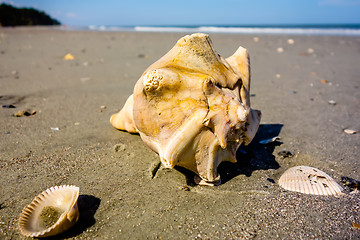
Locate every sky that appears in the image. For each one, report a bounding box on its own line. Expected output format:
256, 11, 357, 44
2, 0, 360, 26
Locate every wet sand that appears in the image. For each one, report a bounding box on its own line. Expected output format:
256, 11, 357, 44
0, 27, 359, 239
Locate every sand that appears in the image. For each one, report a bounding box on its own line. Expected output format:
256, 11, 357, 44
0, 27, 359, 239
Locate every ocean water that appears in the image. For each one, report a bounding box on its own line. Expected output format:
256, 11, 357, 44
86, 24, 360, 36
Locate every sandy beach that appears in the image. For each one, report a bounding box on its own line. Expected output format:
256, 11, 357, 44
0, 27, 359, 239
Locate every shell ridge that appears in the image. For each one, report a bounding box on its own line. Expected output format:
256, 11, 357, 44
302, 170, 312, 194
297, 173, 305, 194
318, 176, 333, 195
314, 177, 325, 195
325, 180, 337, 195
326, 178, 343, 195
161, 109, 207, 167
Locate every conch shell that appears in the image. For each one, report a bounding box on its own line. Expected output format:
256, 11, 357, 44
111, 33, 261, 185
19, 185, 80, 238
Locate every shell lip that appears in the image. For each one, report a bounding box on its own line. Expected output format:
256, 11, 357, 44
18, 185, 80, 238
194, 175, 221, 186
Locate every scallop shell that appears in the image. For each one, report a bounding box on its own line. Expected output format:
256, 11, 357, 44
278, 166, 343, 195
19, 185, 80, 238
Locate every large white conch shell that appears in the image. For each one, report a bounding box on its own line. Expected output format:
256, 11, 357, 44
111, 33, 261, 185
19, 185, 80, 238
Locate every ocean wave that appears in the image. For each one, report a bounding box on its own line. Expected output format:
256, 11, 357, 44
86, 25, 360, 36
134, 26, 360, 35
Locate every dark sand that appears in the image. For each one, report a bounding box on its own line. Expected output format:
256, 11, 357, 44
0, 27, 359, 239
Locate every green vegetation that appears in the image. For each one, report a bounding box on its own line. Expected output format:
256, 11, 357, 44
0, 3, 60, 26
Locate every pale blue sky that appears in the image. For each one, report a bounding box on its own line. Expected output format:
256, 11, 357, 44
2, 0, 360, 26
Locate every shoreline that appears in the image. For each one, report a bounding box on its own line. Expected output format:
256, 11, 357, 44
3, 24, 360, 36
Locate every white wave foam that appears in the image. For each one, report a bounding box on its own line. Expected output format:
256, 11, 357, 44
85, 25, 360, 35
134, 26, 194, 32
134, 26, 360, 36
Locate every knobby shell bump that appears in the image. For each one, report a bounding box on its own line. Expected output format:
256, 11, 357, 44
111, 33, 261, 185
18, 185, 80, 238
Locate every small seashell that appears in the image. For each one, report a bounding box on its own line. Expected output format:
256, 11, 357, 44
13, 109, 36, 117
278, 166, 343, 195
277, 47, 284, 53
64, 53, 74, 60
344, 129, 357, 135
320, 79, 328, 84
287, 39, 294, 45
19, 185, 80, 238
277, 150, 294, 158
328, 100, 336, 105
307, 48, 314, 54
259, 136, 281, 144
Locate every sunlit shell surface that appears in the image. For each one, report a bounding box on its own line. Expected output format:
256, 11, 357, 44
111, 33, 261, 185
279, 166, 343, 195
19, 185, 80, 238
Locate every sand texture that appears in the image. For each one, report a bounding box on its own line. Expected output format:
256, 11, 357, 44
0, 27, 360, 239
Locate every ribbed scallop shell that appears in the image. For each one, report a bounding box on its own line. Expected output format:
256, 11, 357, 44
278, 166, 343, 195
19, 185, 80, 238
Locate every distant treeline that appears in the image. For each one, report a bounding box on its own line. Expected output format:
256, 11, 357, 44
0, 3, 60, 26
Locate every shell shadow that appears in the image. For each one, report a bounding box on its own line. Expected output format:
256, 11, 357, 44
0, 95, 26, 106
43, 194, 101, 239
218, 123, 283, 184
175, 124, 283, 186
